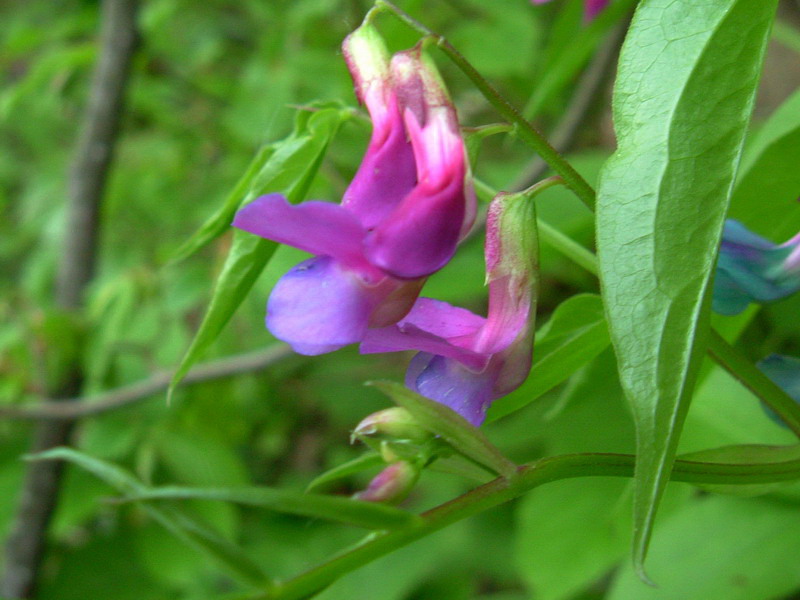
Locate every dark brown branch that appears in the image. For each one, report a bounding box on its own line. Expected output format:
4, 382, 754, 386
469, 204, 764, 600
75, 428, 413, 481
0, 344, 293, 421
56, 1, 139, 308
1, 2, 139, 597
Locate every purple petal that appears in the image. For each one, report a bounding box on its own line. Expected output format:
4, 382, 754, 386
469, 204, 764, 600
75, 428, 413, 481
267, 256, 373, 355
407, 353, 495, 426
400, 298, 485, 339
361, 298, 486, 366
361, 323, 485, 367
233, 194, 370, 272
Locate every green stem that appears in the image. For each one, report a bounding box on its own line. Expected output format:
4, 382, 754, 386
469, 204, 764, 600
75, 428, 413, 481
374, 0, 596, 211
537, 220, 599, 275
259, 451, 800, 599
707, 330, 800, 439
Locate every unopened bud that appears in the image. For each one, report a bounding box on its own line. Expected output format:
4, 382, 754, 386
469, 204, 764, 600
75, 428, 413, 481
351, 407, 431, 444
353, 461, 419, 504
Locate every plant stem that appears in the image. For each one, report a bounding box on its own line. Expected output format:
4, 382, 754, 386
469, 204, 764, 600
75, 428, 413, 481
0, 343, 293, 421
374, 0, 596, 211
258, 451, 800, 600
707, 330, 800, 439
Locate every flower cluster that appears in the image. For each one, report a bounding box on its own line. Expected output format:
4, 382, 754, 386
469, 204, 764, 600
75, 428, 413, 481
234, 24, 475, 355
232, 23, 537, 426
361, 193, 538, 425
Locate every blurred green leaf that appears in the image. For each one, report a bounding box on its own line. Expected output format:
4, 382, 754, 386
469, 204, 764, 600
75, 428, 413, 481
168, 106, 348, 399
608, 495, 800, 600
306, 453, 385, 493
369, 381, 516, 478
730, 88, 800, 239
448, 0, 540, 79
488, 294, 609, 421
517, 478, 632, 600
596, 0, 777, 576
524, 0, 636, 120
120, 485, 421, 530
29, 447, 269, 588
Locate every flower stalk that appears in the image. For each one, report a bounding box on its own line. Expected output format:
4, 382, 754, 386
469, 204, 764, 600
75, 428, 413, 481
252, 451, 800, 600
372, 0, 597, 211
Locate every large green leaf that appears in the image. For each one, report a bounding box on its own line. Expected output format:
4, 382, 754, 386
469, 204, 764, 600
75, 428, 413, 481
596, 0, 777, 576
29, 448, 269, 588
488, 293, 609, 421
168, 107, 347, 397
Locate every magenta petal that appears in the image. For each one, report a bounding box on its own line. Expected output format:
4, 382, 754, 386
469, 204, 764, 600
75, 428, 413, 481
267, 256, 373, 355
407, 353, 494, 426
233, 194, 368, 269
584, 0, 609, 20
364, 112, 469, 279
343, 96, 417, 229
364, 173, 466, 278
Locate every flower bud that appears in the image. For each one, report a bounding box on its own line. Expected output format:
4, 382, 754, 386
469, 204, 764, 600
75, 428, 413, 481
353, 461, 420, 504
351, 407, 430, 444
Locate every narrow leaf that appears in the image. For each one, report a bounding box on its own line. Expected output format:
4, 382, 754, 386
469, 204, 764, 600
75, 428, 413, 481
369, 380, 517, 478
168, 107, 347, 397
596, 0, 777, 577
488, 294, 610, 421
679, 444, 800, 497
306, 453, 386, 493
120, 486, 421, 530
170, 145, 275, 263
29, 447, 269, 587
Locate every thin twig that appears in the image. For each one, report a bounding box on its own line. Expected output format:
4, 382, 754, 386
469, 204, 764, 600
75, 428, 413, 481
1, 2, 139, 597
509, 19, 628, 191
0, 344, 293, 421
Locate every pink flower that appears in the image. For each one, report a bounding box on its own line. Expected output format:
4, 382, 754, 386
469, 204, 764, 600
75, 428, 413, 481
361, 192, 538, 425
233, 24, 475, 355
531, 0, 609, 21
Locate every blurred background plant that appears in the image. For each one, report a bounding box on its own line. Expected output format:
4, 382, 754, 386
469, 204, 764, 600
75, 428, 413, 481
2, 1, 800, 599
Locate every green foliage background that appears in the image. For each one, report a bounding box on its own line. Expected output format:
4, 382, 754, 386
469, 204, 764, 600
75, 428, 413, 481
2, 1, 800, 599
